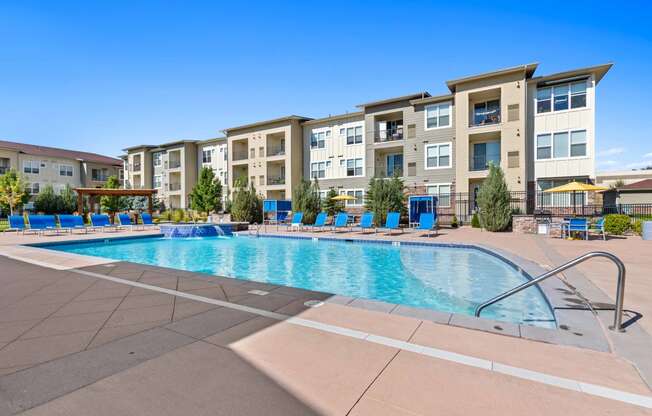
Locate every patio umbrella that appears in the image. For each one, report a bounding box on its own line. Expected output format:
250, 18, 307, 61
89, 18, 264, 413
330, 194, 356, 201
543, 181, 608, 215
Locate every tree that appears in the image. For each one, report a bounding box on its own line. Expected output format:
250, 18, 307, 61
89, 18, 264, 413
292, 178, 321, 224
364, 176, 406, 226
34, 184, 59, 214
0, 170, 28, 215
58, 184, 77, 214
230, 177, 262, 223
189, 167, 223, 215
100, 176, 125, 218
609, 179, 625, 190
322, 188, 342, 216
476, 163, 511, 232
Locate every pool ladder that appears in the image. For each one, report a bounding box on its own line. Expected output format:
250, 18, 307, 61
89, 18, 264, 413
474, 251, 626, 332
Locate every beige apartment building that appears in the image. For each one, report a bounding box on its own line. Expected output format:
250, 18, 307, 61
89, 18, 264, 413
224, 116, 309, 200
0, 140, 122, 210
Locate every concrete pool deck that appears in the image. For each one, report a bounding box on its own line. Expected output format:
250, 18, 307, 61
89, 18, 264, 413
0, 227, 651, 414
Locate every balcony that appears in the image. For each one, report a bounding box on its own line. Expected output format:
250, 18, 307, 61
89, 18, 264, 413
168, 160, 181, 169
266, 146, 286, 157
374, 167, 403, 178
132, 163, 141, 172
267, 176, 286, 185
471, 99, 501, 127
374, 127, 404, 143
169, 183, 182, 191
232, 150, 249, 161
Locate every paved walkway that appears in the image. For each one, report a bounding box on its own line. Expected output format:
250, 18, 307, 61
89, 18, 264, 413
0, 228, 651, 415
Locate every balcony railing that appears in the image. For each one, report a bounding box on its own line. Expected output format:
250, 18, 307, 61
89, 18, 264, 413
92, 175, 109, 182
470, 155, 500, 171
374, 168, 403, 178
132, 163, 141, 171
267, 176, 286, 185
373, 127, 404, 143
168, 160, 181, 169
471, 112, 501, 127
266, 146, 286, 157
169, 183, 181, 191
233, 151, 249, 161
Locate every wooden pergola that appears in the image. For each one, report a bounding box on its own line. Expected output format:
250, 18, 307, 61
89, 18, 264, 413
74, 188, 158, 214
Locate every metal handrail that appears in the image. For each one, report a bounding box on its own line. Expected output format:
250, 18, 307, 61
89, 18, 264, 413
474, 251, 626, 332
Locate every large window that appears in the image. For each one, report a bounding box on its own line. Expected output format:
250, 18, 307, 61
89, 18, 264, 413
153, 152, 162, 167
28, 182, 40, 194
153, 175, 162, 188
538, 179, 586, 206
472, 142, 500, 170
425, 102, 451, 129
310, 161, 326, 179
425, 143, 451, 169
340, 189, 364, 206
202, 149, 212, 164
346, 158, 363, 177
59, 164, 73, 177
536, 130, 587, 160
346, 126, 363, 145
23, 160, 40, 174
426, 183, 451, 207
473, 100, 500, 125
92, 168, 109, 181
536, 81, 587, 114
310, 131, 328, 149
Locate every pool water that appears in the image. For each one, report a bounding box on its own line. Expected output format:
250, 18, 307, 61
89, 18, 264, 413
45, 235, 555, 327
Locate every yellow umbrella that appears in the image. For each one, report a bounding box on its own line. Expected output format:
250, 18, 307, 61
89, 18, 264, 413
330, 194, 356, 201
543, 181, 607, 215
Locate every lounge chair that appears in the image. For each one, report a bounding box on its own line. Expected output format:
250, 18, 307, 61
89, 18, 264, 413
58, 215, 90, 234
90, 214, 119, 232
416, 212, 438, 237
117, 213, 142, 231
590, 217, 606, 240
288, 212, 304, 231
309, 212, 328, 232
28, 215, 60, 236
140, 213, 158, 229
331, 212, 349, 232
358, 212, 375, 233
7, 215, 27, 234
379, 212, 402, 235
564, 218, 589, 240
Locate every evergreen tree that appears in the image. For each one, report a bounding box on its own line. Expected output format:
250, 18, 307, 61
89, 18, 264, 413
476, 163, 511, 232
0, 170, 28, 215
364, 176, 406, 226
100, 176, 125, 219
58, 184, 77, 214
230, 177, 263, 223
292, 178, 321, 224
322, 188, 341, 216
189, 167, 223, 215
34, 184, 59, 214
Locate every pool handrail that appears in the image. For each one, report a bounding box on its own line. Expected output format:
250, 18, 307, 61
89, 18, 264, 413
474, 251, 626, 332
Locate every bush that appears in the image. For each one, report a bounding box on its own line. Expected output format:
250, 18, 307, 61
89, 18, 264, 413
632, 216, 652, 236
171, 209, 186, 223
476, 163, 511, 231
365, 176, 406, 227
451, 214, 459, 228
230, 178, 263, 223
189, 167, 223, 215
604, 214, 631, 235
471, 212, 480, 228
34, 184, 59, 214
292, 178, 321, 224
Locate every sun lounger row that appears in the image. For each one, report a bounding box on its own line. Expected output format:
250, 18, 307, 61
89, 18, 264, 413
285, 211, 438, 236
5, 213, 157, 235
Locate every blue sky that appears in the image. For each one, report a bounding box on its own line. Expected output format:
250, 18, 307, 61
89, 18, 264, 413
1, 1, 651, 170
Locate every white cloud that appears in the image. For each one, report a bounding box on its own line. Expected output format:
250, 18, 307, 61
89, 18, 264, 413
597, 147, 625, 157
625, 160, 652, 169
645, 152, 652, 158
597, 160, 618, 166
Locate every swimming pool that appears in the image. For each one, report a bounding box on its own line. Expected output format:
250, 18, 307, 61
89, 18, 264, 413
43, 235, 555, 327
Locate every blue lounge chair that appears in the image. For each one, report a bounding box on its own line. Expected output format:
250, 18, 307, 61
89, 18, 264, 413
416, 212, 438, 237
332, 212, 349, 232
140, 213, 158, 228
564, 218, 589, 240
7, 215, 27, 234
380, 212, 402, 235
358, 212, 375, 233
288, 212, 304, 231
310, 212, 328, 232
90, 214, 118, 232
58, 215, 89, 234
28, 215, 60, 236
117, 213, 142, 231
590, 217, 606, 240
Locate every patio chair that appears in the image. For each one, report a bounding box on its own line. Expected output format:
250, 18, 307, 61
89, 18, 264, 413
58, 214, 90, 234
331, 212, 350, 232
28, 215, 60, 236
90, 214, 119, 232
288, 212, 304, 231
379, 212, 402, 235
590, 217, 606, 241
566, 218, 589, 240
416, 212, 438, 237
309, 212, 328, 232
140, 213, 158, 229
117, 213, 143, 231
358, 212, 375, 233
7, 215, 27, 234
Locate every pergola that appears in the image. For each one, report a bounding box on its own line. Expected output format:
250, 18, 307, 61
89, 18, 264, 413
74, 188, 158, 214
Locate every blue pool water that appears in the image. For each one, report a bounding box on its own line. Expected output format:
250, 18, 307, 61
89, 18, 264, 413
44, 235, 555, 327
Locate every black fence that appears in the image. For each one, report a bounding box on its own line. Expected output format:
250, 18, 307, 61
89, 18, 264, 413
435, 192, 652, 224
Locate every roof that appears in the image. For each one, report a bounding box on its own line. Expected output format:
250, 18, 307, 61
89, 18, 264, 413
196, 137, 227, 145
446, 63, 538, 92
530, 63, 613, 86
409, 93, 454, 106
618, 179, 652, 191
302, 111, 364, 126
223, 115, 312, 134
74, 188, 157, 196
0, 140, 123, 166
356, 92, 431, 109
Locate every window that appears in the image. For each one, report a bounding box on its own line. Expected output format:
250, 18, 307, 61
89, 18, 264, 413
23, 160, 40, 174
537, 81, 587, 114
153, 152, 162, 167
202, 149, 212, 164
538, 179, 586, 207
536, 130, 587, 160
59, 164, 73, 177
425, 102, 451, 129
473, 100, 500, 125
28, 182, 40, 194
310, 131, 327, 149
426, 184, 451, 207
340, 189, 364, 206
92, 168, 108, 181
258, 147, 264, 157
346, 158, 363, 176
339, 128, 345, 136
153, 175, 162, 188
425, 143, 451, 169
250, 148, 255, 158
472, 142, 500, 170
310, 162, 326, 179
346, 126, 363, 145
259, 175, 264, 186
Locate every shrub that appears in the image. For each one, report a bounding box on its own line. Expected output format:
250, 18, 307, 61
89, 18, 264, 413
322, 188, 342, 217
604, 214, 631, 235
58, 185, 77, 214
292, 178, 321, 224
631, 216, 652, 236
34, 184, 59, 214
451, 214, 459, 228
230, 178, 263, 223
471, 212, 481, 228
100, 176, 126, 217
189, 167, 223, 215
171, 209, 186, 223
365, 176, 406, 227
476, 163, 511, 231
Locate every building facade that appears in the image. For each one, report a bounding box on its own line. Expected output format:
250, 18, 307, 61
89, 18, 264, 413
197, 137, 229, 203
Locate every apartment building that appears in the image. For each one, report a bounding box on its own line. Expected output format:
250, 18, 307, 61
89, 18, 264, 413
0, 140, 122, 207
197, 137, 229, 202
225, 116, 309, 200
